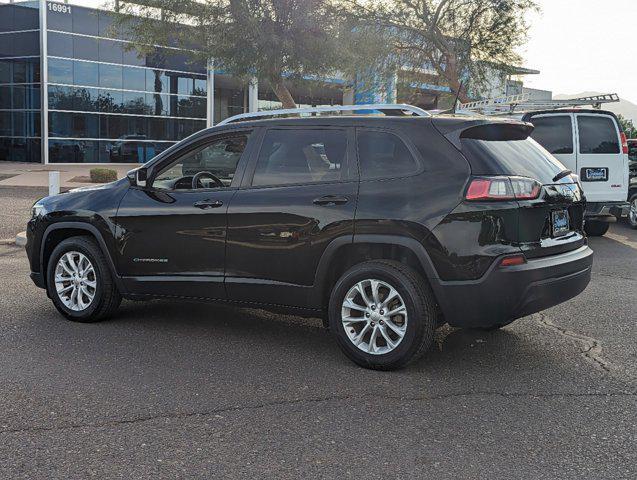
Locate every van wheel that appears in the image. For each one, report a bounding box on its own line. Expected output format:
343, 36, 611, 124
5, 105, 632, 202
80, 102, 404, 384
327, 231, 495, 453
629, 194, 637, 229
328, 260, 436, 370
584, 220, 609, 237
46, 236, 121, 322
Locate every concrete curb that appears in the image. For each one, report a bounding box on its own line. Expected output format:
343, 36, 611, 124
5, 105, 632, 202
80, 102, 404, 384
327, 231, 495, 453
15, 231, 26, 247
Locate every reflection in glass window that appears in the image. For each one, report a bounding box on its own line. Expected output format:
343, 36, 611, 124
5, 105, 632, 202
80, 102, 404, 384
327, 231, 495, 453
98, 39, 123, 64
577, 116, 620, 154
0, 62, 11, 84
358, 130, 418, 180
146, 69, 168, 93
99, 63, 122, 89
253, 129, 347, 186
146, 92, 169, 116
97, 90, 123, 113
73, 36, 99, 61
48, 32, 73, 58
72, 7, 99, 36
48, 58, 73, 84
74, 61, 99, 87
122, 66, 146, 91
13, 32, 39, 57
529, 115, 574, 154
154, 134, 249, 189
122, 92, 149, 115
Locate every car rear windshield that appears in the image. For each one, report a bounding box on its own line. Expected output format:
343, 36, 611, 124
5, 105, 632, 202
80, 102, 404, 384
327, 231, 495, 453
460, 137, 567, 184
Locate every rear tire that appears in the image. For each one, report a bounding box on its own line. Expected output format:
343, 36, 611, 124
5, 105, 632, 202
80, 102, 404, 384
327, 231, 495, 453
328, 260, 436, 370
628, 194, 637, 229
46, 236, 121, 323
584, 220, 610, 237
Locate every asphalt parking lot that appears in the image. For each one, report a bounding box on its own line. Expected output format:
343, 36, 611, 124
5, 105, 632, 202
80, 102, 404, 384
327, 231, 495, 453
0, 186, 635, 479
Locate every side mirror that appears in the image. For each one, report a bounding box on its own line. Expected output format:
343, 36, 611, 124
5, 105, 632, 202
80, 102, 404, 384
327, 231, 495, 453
127, 167, 148, 188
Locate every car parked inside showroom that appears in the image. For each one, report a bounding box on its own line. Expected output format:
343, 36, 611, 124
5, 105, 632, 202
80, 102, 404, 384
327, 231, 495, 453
26, 104, 593, 370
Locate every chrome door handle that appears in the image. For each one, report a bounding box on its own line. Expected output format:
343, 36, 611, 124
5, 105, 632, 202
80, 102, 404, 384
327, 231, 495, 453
193, 199, 223, 209
313, 195, 349, 206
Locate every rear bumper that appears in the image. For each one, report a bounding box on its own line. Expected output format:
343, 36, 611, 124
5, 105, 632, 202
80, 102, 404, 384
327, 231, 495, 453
585, 201, 629, 220
434, 245, 593, 328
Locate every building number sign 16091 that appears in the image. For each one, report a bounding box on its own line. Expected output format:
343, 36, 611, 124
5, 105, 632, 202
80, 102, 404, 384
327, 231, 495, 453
48, 3, 72, 14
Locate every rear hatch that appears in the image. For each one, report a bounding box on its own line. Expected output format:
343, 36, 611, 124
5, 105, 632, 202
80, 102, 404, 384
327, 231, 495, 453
440, 120, 586, 259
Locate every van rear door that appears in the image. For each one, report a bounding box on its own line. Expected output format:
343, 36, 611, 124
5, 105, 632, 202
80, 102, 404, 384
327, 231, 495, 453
574, 113, 627, 203
527, 113, 576, 173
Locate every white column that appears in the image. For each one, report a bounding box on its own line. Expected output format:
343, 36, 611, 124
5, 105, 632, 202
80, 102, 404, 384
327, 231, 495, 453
248, 78, 258, 113
39, 0, 49, 164
206, 60, 215, 127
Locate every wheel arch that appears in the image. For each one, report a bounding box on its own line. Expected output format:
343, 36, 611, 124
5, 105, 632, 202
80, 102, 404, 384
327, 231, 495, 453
312, 235, 442, 311
41, 222, 124, 292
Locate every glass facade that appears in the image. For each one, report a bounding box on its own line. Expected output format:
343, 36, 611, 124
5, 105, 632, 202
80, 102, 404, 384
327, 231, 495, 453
0, 1, 348, 164
0, 2, 41, 163
45, 2, 207, 163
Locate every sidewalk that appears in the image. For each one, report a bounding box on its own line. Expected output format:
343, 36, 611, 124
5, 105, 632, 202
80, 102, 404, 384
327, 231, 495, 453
0, 162, 137, 188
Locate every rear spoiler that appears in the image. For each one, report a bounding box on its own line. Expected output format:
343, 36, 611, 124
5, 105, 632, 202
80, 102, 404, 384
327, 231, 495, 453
433, 119, 534, 150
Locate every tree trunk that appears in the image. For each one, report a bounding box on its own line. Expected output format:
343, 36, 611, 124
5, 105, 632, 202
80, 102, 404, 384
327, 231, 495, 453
269, 79, 297, 109
442, 55, 470, 104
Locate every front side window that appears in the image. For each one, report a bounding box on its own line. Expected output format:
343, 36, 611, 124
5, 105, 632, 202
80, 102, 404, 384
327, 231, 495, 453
252, 129, 347, 187
357, 130, 419, 180
529, 115, 574, 154
577, 115, 620, 154
153, 134, 250, 190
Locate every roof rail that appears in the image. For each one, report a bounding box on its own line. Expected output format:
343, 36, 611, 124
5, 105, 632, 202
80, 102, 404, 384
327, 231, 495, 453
217, 103, 431, 126
458, 93, 620, 116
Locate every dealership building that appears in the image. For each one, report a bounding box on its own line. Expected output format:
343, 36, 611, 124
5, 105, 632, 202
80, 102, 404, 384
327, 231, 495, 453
0, 1, 539, 165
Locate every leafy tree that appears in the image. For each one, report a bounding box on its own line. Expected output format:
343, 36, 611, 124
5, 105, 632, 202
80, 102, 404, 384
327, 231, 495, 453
617, 114, 636, 139
342, 0, 538, 102
115, 0, 367, 109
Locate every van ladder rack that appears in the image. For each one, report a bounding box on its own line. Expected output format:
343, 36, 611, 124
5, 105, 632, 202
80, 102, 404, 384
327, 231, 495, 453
458, 93, 620, 115
217, 104, 431, 125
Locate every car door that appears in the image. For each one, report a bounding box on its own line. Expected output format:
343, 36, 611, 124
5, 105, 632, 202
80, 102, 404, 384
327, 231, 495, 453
225, 126, 357, 308
116, 129, 255, 299
575, 113, 626, 203
527, 113, 576, 172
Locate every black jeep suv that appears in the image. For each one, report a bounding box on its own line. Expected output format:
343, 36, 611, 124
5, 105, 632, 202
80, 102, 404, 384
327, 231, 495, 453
26, 112, 593, 370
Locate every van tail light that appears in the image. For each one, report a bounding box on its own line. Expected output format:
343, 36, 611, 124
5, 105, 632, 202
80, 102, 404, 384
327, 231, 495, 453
620, 132, 629, 154
465, 176, 541, 201
500, 254, 526, 267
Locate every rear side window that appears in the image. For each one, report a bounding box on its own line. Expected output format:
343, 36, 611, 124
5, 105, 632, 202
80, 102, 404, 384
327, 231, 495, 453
252, 129, 347, 187
529, 115, 573, 154
577, 116, 620, 154
460, 137, 565, 184
357, 130, 419, 180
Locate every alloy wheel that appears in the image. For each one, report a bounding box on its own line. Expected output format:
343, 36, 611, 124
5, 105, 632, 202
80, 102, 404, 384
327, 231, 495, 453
341, 279, 408, 355
54, 251, 97, 312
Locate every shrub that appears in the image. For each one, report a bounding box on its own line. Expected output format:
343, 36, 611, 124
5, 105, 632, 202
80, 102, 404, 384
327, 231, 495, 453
90, 168, 118, 183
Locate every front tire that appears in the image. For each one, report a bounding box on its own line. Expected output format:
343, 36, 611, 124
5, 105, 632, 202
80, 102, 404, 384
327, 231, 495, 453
328, 260, 436, 370
46, 236, 121, 322
584, 220, 610, 237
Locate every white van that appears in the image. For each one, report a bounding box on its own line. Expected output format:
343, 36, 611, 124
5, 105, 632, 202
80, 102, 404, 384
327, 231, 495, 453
522, 109, 630, 236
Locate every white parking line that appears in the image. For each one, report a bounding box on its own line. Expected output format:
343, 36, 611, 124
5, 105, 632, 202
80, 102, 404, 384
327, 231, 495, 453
605, 232, 637, 250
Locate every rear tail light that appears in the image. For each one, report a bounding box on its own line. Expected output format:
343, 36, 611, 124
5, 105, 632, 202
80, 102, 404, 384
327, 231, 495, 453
621, 132, 629, 154
500, 254, 526, 267
465, 176, 541, 201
